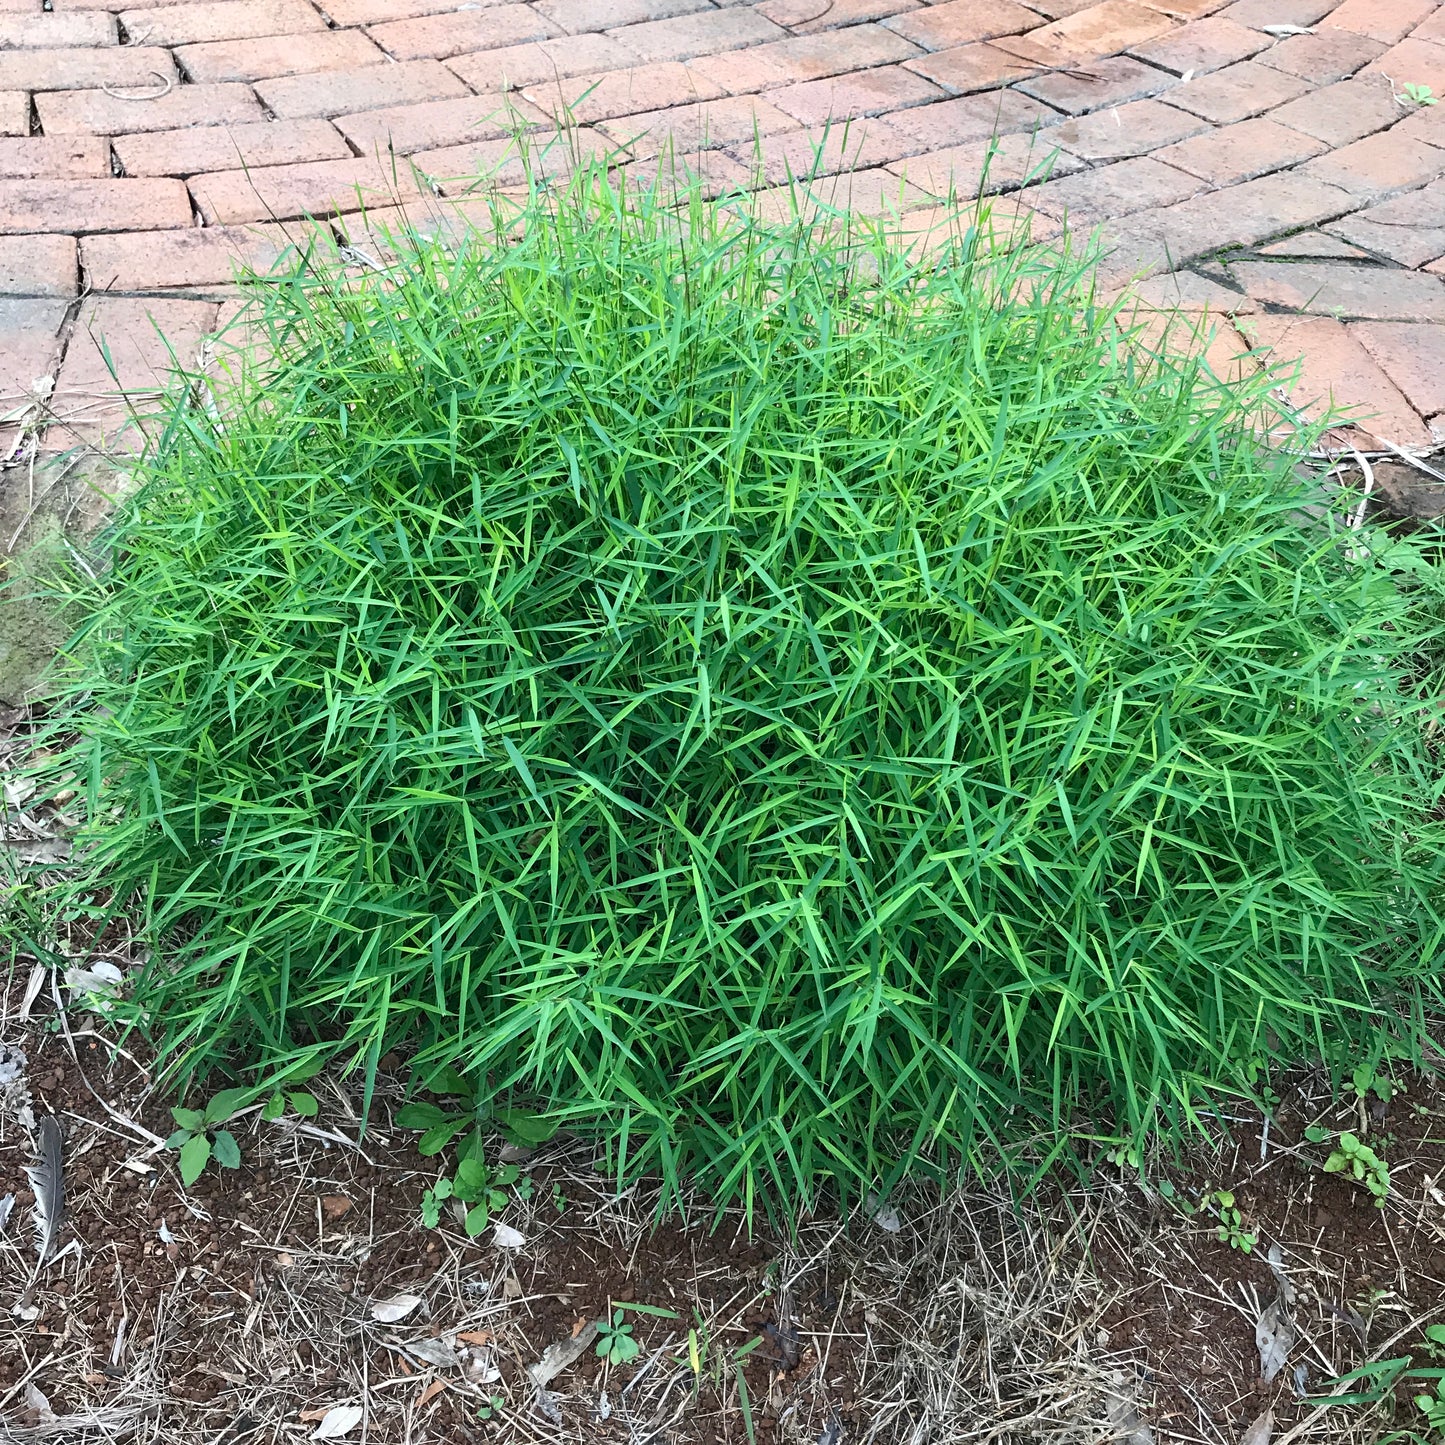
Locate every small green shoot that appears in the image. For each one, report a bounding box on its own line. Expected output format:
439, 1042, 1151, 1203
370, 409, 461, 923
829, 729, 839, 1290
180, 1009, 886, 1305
1403, 81, 1438, 106
596, 1310, 641, 1367
476, 1394, 505, 1421
1204, 1188, 1256, 1253
260, 1089, 319, 1121
551, 1182, 567, 1213
1322, 1132, 1390, 1206
166, 1087, 251, 1186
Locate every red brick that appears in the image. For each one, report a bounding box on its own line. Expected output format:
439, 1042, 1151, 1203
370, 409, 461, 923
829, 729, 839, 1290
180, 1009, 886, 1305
0, 46, 176, 90
1352, 321, 1445, 416
621, 148, 754, 198
1027, 154, 1202, 222
1244, 313, 1430, 448
307, 0, 462, 21
757, 0, 919, 34
0, 93, 23, 137
0, 179, 192, 234
767, 64, 943, 123
114, 119, 351, 176
1417, 7, 1445, 41
1015, 54, 1174, 113
1002, 1, 1175, 64
190, 155, 433, 224
1326, 180, 1445, 268
258, 60, 470, 119
369, 6, 561, 62
1231, 260, 1445, 320
36, 83, 264, 135
1322, 0, 1435, 45
1264, 74, 1404, 146
881, 0, 1041, 50
1258, 29, 1386, 83
883, 90, 1061, 148
0, 301, 67, 418
447, 35, 637, 91
47, 296, 221, 453
1051, 97, 1208, 158
608, 9, 784, 63
0, 237, 78, 297
688, 25, 921, 92
594, 95, 801, 158
751, 164, 932, 221
0, 137, 109, 180
1157, 58, 1310, 122
522, 61, 725, 121
411, 127, 619, 192
1216, 0, 1333, 25
1128, 15, 1265, 74
81, 223, 298, 291
1122, 269, 1255, 312
536, 0, 709, 33
0, 10, 114, 43
1364, 37, 1445, 95
1139, 0, 1233, 15
1256, 232, 1371, 260
886, 130, 1083, 198
1156, 117, 1326, 185
1398, 93, 1445, 147
730, 117, 919, 183
1024, 0, 1112, 15
902, 41, 1041, 94
176, 29, 384, 83
120, 0, 324, 45
336, 94, 551, 155
1299, 131, 1445, 204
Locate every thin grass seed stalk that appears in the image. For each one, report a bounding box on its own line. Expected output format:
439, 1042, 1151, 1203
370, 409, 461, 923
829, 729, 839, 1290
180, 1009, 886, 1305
38, 174, 1445, 1213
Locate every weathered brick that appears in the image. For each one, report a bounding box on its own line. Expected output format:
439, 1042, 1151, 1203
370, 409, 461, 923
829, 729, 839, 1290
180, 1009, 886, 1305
190, 155, 434, 225
447, 35, 638, 92
1258, 29, 1386, 83
0, 237, 78, 298
1024, 0, 1115, 15
0, 46, 176, 91
81, 223, 299, 291
881, 0, 1041, 51
688, 25, 921, 93
608, 9, 785, 63
176, 29, 384, 83
902, 41, 1041, 95
0, 137, 109, 180
1138, 0, 1233, 16
1363, 38, 1445, 96
411, 127, 619, 192
1051, 97, 1208, 159
761, 163, 933, 219
337, 94, 551, 155
36, 83, 264, 136
883, 90, 1061, 148
887, 131, 1082, 199
1230, 260, 1445, 321
1397, 93, 1445, 148
522, 61, 724, 121
114, 119, 351, 177
307, 0, 463, 22
537, 0, 708, 31
729, 117, 919, 183
0, 178, 193, 234
595, 95, 800, 159
1322, 0, 1435, 45
1244, 313, 1430, 448
1001, 1, 1175, 64
1156, 117, 1326, 186
1122, 268, 1255, 312
758, 0, 919, 35
258, 60, 471, 119
1015, 54, 1175, 113
0, 301, 67, 419
1298, 131, 1445, 205
1326, 180, 1445, 268
1256, 231, 1371, 260
1351, 322, 1445, 417
47, 296, 221, 453
1264, 74, 1403, 147
767, 64, 943, 123
0, 93, 23, 137
120, 0, 325, 46
0, 10, 114, 44
1216, 0, 1333, 26
1127, 16, 1266, 75
1027, 154, 1202, 222
621, 148, 754, 197
369, 6, 561, 62
1155, 58, 1309, 122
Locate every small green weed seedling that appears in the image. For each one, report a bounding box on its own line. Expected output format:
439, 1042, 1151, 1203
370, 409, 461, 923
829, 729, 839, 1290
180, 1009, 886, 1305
476, 1394, 505, 1421
1351, 1064, 1398, 1105
421, 1157, 521, 1236
1309, 1128, 1390, 1206
551, 1183, 567, 1213
596, 1302, 678, 1368
167, 1087, 251, 1186
1403, 81, 1439, 106
1205, 1188, 1256, 1253
261, 1088, 319, 1122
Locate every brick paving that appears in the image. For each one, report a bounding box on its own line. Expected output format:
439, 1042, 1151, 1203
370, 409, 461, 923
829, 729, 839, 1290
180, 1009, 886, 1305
3, 0, 1445, 460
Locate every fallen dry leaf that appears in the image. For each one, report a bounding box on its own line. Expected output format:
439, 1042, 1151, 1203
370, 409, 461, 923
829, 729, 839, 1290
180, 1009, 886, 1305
418, 1380, 447, 1408
457, 1329, 492, 1346
311, 1404, 364, 1439
321, 1194, 353, 1222
1242, 1408, 1273, 1445
369, 1293, 423, 1324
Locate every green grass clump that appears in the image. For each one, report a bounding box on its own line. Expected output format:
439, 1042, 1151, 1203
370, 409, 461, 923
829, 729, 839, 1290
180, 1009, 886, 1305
34, 172, 1445, 1212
